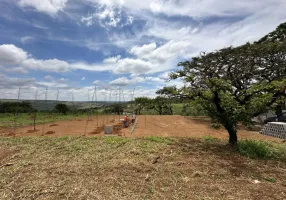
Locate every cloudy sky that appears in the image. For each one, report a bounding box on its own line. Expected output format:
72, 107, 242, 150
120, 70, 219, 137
0, 0, 286, 101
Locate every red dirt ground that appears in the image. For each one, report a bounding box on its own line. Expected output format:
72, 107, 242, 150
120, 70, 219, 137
0, 115, 282, 142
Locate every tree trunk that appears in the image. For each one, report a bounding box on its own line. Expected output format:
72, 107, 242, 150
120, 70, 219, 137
224, 123, 238, 145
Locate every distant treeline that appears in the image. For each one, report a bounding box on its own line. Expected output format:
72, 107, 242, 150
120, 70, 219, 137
0, 102, 36, 113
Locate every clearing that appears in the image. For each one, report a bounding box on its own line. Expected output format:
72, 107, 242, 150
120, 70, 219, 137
0, 115, 282, 143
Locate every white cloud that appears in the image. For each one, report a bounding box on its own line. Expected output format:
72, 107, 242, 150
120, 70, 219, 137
113, 58, 152, 75
0, 74, 35, 89
109, 76, 147, 86
36, 81, 68, 88
131, 40, 192, 63
0, 44, 28, 65
109, 75, 166, 86
44, 75, 54, 80
0, 44, 114, 73
158, 71, 171, 80
18, 0, 68, 16
129, 43, 157, 58
109, 77, 131, 86
81, 5, 133, 28
21, 36, 34, 44
22, 58, 70, 72
86, 0, 286, 19
92, 80, 101, 85
81, 77, 86, 80
59, 78, 68, 82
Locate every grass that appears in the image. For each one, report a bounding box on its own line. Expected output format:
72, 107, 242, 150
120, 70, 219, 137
0, 113, 87, 127
236, 139, 286, 159
202, 135, 218, 143
144, 136, 173, 144
1, 136, 286, 199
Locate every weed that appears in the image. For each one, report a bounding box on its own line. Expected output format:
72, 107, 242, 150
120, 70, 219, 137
104, 136, 129, 145
237, 140, 277, 159
264, 177, 276, 183
202, 135, 217, 143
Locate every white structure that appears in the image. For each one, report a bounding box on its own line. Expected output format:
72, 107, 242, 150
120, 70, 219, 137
104, 125, 113, 134
259, 122, 286, 139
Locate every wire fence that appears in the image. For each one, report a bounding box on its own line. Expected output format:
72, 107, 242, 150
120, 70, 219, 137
0, 87, 137, 137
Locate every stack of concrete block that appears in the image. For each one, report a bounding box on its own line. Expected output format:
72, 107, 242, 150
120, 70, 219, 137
259, 122, 286, 139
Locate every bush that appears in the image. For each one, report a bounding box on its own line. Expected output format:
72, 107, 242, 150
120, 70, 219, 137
237, 140, 275, 159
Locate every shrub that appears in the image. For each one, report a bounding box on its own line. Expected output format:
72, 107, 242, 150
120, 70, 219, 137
237, 140, 275, 159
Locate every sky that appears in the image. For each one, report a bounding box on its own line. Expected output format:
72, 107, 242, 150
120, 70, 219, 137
0, 0, 286, 101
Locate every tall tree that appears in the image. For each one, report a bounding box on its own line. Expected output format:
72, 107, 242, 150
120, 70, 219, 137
150, 96, 173, 115
134, 97, 151, 115
167, 24, 286, 145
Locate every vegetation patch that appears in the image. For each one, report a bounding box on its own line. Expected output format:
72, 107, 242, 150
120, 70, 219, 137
237, 140, 286, 159
202, 135, 218, 143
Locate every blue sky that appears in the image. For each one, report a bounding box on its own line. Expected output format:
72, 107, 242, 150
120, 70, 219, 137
0, 0, 286, 101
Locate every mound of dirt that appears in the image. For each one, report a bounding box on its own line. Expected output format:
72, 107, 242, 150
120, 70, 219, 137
49, 124, 59, 127
45, 131, 55, 135
6, 132, 16, 137
113, 124, 123, 136
26, 129, 39, 133
90, 126, 104, 135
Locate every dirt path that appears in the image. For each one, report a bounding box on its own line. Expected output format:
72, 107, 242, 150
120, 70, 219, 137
0, 115, 282, 142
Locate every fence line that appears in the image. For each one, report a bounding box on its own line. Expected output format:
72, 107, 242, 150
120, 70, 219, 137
0, 86, 139, 136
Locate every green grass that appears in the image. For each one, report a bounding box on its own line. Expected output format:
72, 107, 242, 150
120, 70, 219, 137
202, 135, 218, 143
237, 140, 286, 159
0, 113, 86, 127
144, 136, 173, 144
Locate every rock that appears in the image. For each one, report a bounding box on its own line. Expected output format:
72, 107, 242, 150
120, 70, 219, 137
145, 174, 150, 182
192, 171, 203, 177
152, 156, 160, 164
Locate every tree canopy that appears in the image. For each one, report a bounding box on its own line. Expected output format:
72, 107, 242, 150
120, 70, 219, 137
166, 22, 286, 145
54, 103, 69, 115
0, 102, 35, 113
133, 97, 151, 115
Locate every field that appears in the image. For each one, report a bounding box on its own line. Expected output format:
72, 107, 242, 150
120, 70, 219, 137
0, 115, 282, 142
1, 115, 286, 199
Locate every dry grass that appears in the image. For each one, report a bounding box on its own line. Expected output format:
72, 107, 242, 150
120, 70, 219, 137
0, 136, 286, 200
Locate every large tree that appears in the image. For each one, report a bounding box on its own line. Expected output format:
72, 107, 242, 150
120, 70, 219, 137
150, 96, 173, 115
133, 97, 151, 115
167, 24, 286, 145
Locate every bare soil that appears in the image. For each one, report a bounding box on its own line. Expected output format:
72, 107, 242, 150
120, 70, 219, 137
0, 115, 282, 143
